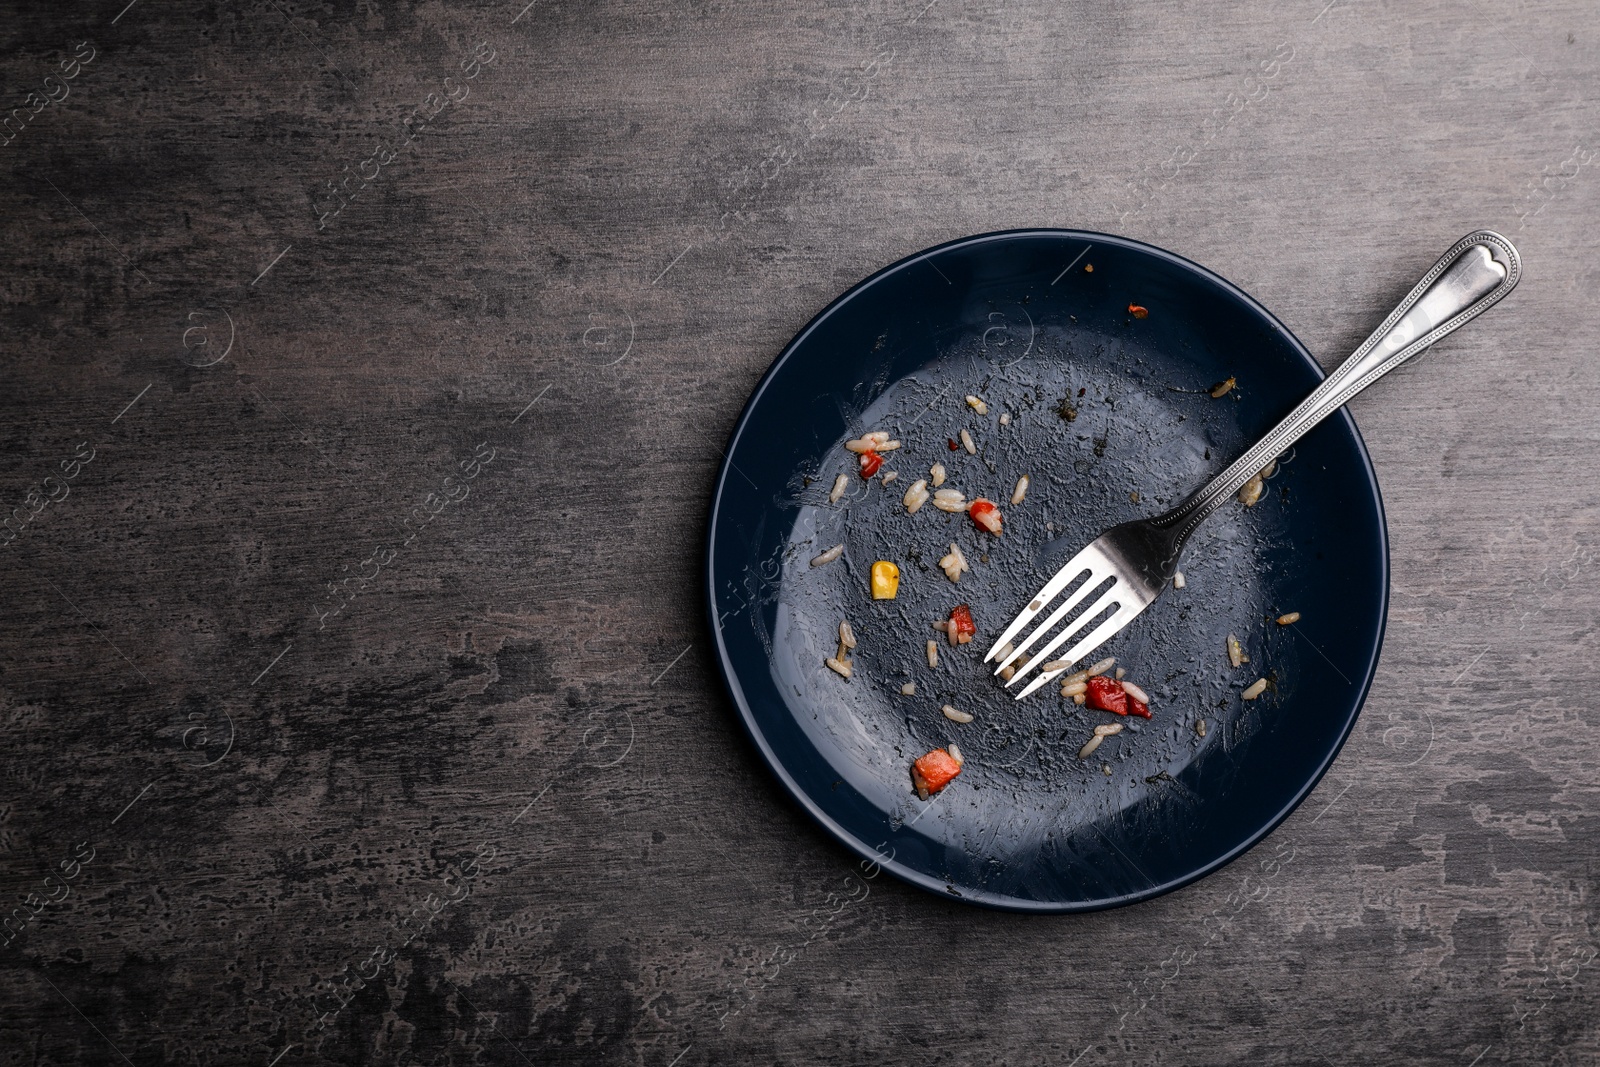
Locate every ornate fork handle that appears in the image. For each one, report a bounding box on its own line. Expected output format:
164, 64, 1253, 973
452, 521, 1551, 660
1153, 230, 1522, 555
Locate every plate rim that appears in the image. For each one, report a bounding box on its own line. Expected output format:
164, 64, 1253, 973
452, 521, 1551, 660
704, 227, 1390, 912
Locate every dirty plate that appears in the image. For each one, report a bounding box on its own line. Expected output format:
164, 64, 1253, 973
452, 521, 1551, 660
704, 230, 1387, 911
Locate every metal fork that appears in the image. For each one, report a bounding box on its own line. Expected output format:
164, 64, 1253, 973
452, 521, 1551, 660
987, 230, 1522, 698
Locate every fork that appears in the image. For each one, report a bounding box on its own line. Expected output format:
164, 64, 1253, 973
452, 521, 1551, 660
987, 230, 1522, 699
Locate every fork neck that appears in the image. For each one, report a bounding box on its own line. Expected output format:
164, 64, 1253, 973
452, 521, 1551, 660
1143, 456, 1256, 563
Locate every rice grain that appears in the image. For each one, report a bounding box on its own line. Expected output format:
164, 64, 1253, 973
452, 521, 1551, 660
965, 395, 989, 416
829, 474, 848, 504
932, 488, 966, 513
903, 478, 930, 514
843, 431, 891, 453
1011, 474, 1030, 505
947, 743, 964, 765
881, 471, 898, 485
1060, 680, 1087, 696
826, 656, 852, 679
930, 463, 947, 487
1226, 634, 1247, 668
938, 541, 969, 582
900, 682, 916, 695
1241, 678, 1268, 700
811, 544, 844, 567
1276, 612, 1301, 625
1078, 734, 1104, 759
838, 619, 857, 650
942, 705, 973, 724
959, 429, 976, 454
1120, 680, 1151, 704
926, 640, 938, 668
1087, 657, 1116, 677
1172, 571, 1186, 589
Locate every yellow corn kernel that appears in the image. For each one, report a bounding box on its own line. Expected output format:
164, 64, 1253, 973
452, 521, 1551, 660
870, 560, 900, 600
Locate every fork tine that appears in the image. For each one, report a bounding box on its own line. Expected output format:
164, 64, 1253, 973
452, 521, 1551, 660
1002, 582, 1122, 688
984, 548, 1104, 662
990, 566, 1110, 674
1012, 598, 1151, 700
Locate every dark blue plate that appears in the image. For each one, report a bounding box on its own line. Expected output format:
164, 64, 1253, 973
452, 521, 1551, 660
705, 229, 1387, 912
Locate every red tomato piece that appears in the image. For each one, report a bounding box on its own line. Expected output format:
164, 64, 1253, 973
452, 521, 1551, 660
949, 604, 976, 639
948, 438, 960, 451
1128, 303, 1149, 319
913, 748, 962, 794
1084, 675, 1128, 716
968, 498, 1003, 535
1128, 695, 1151, 718
858, 450, 883, 478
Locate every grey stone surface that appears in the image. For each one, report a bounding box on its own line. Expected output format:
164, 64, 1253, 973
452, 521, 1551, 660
0, 0, 1595, 1063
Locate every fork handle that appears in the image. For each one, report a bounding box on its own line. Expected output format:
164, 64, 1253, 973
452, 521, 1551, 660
1152, 230, 1521, 551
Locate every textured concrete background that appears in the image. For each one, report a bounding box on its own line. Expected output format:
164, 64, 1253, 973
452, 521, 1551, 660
0, 0, 1596, 1063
